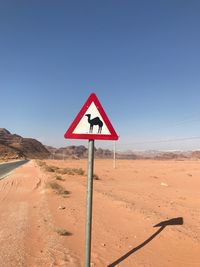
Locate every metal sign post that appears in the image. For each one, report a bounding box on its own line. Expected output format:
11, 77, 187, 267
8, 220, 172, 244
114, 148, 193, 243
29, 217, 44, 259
113, 141, 116, 169
64, 93, 118, 266
85, 139, 95, 267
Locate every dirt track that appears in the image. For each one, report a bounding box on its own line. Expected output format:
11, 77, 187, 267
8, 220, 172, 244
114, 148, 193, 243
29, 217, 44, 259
0, 159, 199, 266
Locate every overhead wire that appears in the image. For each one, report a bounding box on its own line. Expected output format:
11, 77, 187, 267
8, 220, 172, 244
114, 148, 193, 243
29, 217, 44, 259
118, 136, 200, 146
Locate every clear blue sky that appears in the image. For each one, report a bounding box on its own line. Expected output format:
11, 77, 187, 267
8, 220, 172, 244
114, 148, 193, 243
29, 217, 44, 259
1, 1, 200, 151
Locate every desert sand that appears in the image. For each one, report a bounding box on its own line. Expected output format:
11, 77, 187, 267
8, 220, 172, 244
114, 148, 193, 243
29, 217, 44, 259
0, 159, 199, 267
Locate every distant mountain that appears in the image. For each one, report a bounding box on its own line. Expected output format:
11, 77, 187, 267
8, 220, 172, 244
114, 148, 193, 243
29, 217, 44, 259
57, 146, 88, 159
191, 151, 200, 158
0, 128, 50, 160
2, 128, 199, 161
45, 145, 138, 159
46, 145, 87, 159
45, 145, 200, 160
47, 145, 117, 159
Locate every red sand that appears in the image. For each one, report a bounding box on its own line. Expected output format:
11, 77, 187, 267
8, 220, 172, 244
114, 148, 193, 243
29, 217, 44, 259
0, 159, 199, 266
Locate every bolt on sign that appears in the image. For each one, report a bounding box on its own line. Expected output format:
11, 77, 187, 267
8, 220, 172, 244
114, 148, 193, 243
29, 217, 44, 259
64, 93, 119, 267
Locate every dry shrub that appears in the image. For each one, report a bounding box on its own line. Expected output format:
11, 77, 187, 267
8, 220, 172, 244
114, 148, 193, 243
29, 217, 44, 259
38, 161, 86, 177
36, 161, 59, 173
73, 168, 85, 176
55, 175, 65, 181
44, 165, 59, 173
57, 168, 74, 175
57, 167, 85, 176
93, 174, 100, 180
55, 227, 72, 236
48, 182, 70, 196
37, 160, 47, 167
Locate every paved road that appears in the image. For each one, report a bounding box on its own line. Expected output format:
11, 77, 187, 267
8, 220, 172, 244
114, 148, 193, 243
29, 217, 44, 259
0, 160, 29, 179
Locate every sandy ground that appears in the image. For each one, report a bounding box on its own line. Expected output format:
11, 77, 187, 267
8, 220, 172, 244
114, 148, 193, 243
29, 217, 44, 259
0, 159, 199, 267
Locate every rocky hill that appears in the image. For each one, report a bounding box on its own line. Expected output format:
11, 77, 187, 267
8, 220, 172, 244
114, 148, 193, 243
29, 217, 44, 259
46, 145, 138, 159
47, 145, 88, 159
46, 145, 112, 159
0, 128, 50, 160
2, 128, 200, 161
46, 145, 200, 160
191, 151, 200, 159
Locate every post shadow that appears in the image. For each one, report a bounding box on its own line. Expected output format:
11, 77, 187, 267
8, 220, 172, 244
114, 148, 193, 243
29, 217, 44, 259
107, 217, 183, 267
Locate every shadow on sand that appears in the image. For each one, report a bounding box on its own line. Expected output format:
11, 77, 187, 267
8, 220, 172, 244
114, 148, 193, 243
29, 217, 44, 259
107, 217, 183, 267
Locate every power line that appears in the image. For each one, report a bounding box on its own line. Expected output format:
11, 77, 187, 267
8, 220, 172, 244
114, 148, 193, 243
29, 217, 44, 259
118, 136, 200, 146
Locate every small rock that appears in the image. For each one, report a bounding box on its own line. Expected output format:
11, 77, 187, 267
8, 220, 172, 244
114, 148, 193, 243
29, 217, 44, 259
161, 182, 168, 187
101, 243, 106, 247
58, 206, 66, 210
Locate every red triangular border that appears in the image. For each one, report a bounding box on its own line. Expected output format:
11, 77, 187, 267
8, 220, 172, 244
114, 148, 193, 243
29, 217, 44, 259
64, 93, 118, 140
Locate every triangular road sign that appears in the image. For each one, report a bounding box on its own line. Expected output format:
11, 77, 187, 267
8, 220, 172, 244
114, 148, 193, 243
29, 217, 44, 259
64, 93, 118, 140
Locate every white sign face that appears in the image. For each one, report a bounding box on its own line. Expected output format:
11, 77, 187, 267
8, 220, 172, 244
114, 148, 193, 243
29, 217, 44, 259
73, 102, 111, 135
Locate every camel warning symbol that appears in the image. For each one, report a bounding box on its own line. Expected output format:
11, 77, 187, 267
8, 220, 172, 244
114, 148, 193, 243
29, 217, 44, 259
64, 93, 118, 140
85, 114, 103, 134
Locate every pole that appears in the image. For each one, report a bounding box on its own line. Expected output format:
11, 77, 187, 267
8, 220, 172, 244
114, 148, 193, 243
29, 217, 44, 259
85, 139, 95, 267
113, 141, 116, 169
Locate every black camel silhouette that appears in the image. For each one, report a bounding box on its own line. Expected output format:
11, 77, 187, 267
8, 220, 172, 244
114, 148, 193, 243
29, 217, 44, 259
85, 114, 103, 133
